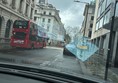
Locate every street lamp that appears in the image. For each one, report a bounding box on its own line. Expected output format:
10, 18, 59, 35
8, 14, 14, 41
74, 0, 89, 37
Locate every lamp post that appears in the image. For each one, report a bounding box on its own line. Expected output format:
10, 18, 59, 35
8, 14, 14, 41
104, 0, 117, 80
74, 0, 89, 37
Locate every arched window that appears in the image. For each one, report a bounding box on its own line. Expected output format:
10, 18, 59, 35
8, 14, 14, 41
5, 20, 12, 38
11, 0, 16, 9
2, 0, 8, 4
0, 17, 2, 32
0, 16, 5, 35
19, 0, 23, 13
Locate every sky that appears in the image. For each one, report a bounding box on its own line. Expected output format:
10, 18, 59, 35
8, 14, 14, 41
48, 0, 91, 28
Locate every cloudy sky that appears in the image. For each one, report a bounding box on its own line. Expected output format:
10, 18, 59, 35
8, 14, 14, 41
48, 0, 91, 28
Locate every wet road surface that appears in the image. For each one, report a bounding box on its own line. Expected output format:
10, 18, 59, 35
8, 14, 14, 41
0, 46, 83, 75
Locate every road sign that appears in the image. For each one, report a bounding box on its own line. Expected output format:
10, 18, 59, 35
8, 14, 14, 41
65, 36, 98, 61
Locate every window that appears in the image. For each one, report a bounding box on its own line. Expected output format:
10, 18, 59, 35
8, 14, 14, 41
47, 26, 49, 31
49, 12, 52, 15
88, 31, 92, 38
106, 0, 111, 8
104, 11, 110, 25
99, 0, 102, 3
30, 8, 33, 19
96, 22, 99, 30
29, 35, 36, 41
99, 17, 104, 28
91, 16, 94, 20
2, 0, 8, 4
97, 6, 101, 18
42, 18, 45, 22
101, 0, 106, 13
34, 17, 37, 21
43, 11, 46, 15
35, 10, 37, 14
13, 32, 26, 40
90, 24, 93, 28
5, 20, 11, 38
115, 3, 118, 17
11, 0, 16, 9
38, 37, 43, 42
13, 20, 28, 29
48, 19, 51, 23
19, 0, 23, 13
25, 4, 29, 16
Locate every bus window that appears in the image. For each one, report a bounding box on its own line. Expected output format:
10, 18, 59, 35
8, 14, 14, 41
13, 32, 26, 40
30, 23, 33, 35
13, 20, 28, 29
30, 23, 38, 35
29, 35, 36, 41
38, 37, 42, 42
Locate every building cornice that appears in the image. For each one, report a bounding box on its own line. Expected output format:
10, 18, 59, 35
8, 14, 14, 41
0, 2, 31, 20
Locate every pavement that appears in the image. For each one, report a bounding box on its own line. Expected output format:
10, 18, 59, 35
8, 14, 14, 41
0, 43, 11, 50
81, 54, 118, 83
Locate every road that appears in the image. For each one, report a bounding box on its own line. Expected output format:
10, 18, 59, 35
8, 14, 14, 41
0, 46, 83, 76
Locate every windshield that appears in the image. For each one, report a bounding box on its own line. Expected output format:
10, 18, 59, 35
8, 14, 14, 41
13, 32, 26, 40
13, 20, 28, 29
0, 0, 118, 83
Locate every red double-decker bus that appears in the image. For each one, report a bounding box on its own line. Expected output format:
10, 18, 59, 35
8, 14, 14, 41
10, 20, 48, 49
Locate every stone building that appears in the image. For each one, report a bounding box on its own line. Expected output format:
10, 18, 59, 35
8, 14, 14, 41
34, 1, 65, 46
0, 0, 36, 40
80, 1, 95, 38
91, 0, 118, 67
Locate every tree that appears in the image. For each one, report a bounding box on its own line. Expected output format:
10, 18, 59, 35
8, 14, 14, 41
64, 34, 71, 44
65, 26, 80, 40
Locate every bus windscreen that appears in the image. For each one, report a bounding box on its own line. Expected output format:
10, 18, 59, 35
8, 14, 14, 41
13, 32, 26, 40
13, 20, 28, 29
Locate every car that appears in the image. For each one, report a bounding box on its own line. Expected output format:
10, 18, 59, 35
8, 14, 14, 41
63, 45, 75, 56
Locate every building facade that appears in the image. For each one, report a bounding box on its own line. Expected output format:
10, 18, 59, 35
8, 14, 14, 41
0, 0, 36, 40
34, 2, 65, 46
80, 1, 95, 38
91, 0, 118, 67
39, 0, 48, 5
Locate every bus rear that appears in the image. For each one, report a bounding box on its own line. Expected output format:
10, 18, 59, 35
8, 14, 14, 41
10, 20, 30, 48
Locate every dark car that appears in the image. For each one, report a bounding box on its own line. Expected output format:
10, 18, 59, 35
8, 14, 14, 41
63, 45, 75, 56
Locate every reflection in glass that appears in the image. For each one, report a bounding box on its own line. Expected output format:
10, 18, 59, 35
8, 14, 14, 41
104, 11, 110, 25
99, 17, 103, 28
97, 6, 101, 18
102, 0, 106, 13
115, 3, 118, 17
106, 0, 111, 8
96, 22, 99, 30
